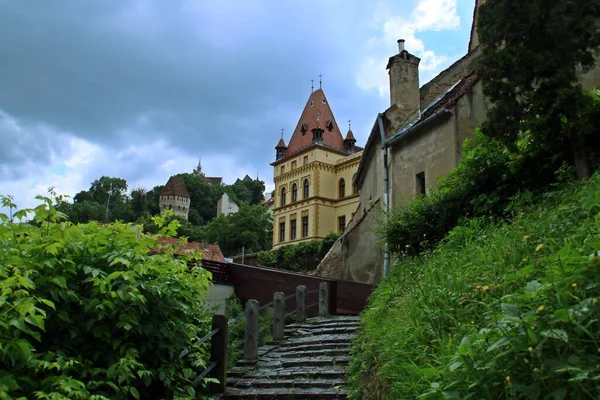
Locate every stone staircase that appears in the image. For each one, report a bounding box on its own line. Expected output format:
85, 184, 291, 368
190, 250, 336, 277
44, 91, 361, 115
223, 315, 360, 399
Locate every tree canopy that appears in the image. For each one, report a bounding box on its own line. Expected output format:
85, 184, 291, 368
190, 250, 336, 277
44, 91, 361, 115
477, 0, 600, 178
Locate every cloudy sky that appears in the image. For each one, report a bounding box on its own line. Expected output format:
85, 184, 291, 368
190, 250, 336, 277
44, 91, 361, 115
0, 0, 475, 212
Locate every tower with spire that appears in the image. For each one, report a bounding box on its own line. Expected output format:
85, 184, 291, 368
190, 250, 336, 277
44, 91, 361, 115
270, 83, 363, 249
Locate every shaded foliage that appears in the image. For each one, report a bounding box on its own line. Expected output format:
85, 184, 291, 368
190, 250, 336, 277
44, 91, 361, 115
257, 232, 340, 272
0, 191, 214, 399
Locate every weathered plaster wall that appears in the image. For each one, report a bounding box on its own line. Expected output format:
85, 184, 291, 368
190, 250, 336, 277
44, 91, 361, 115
314, 201, 383, 285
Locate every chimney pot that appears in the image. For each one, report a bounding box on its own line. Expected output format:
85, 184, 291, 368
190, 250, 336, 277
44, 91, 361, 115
397, 39, 406, 53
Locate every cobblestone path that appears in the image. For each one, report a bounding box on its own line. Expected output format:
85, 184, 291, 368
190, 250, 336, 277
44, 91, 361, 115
223, 315, 360, 399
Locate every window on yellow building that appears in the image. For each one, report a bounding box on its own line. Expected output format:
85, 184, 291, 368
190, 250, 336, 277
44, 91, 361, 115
291, 161, 297, 170
339, 178, 346, 199
303, 155, 308, 165
302, 216, 309, 238
281, 165, 285, 175
303, 179, 310, 199
279, 222, 285, 242
281, 187, 287, 206
338, 215, 346, 233
290, 219, 297, 240
292, 183, 298, 202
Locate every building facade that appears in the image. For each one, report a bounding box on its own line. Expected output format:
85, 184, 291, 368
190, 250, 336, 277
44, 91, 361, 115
315, 0, 600, 285
271, 88, 362, 249
159, 176, 191, 220
216, 192, 239, 217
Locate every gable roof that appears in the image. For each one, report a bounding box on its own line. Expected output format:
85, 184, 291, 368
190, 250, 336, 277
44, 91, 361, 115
281, 88, 347, 157
154, 236, 226, 263
388, 71, 480, 146
160, 176, 190, 198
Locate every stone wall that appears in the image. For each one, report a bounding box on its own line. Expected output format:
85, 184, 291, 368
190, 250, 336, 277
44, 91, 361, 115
314, 199, 383, 285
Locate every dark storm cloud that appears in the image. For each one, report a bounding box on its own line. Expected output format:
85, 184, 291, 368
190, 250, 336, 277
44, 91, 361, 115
0, 0, 378, 173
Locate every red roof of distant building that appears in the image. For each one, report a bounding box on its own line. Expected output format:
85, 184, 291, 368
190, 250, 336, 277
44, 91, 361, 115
279, 89, 346, 157
160, 176, 190, 198
153, 237, 225, 263
345, 129, 356, 141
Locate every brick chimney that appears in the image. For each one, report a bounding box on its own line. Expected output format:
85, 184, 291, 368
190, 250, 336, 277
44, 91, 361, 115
387, 39, 421, 119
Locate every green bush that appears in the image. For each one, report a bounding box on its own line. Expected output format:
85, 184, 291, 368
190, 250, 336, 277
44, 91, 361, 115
349, 172, 600, 399
256, 232, 340, 272
383, 129, 571, 257
0, 191, 213, 399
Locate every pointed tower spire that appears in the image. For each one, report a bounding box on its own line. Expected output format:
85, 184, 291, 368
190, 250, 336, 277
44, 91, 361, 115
275, 129, 287, 160
193, 157, 204, 176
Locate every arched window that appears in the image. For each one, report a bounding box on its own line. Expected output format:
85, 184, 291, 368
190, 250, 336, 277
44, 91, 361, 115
281, 187, 287, 206
303, 179, 310, 199
339, 178, 346, 199
352, 174, 358, 194
292, 183, 298, 202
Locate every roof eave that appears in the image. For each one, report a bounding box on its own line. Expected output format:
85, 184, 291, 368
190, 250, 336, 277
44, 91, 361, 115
355, 113, 384, 187
387, 108, 452, 147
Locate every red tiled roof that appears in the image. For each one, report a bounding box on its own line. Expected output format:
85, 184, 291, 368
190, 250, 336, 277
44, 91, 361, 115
160, 176, 190, 198
153, 237, 225, 263
205, 176, 223, 185
281, 89, 346, 156
345, 129, 356, 141
276, 138, 287, 148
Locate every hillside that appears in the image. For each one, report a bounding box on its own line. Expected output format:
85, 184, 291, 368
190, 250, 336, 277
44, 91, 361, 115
348, 172, 600, 399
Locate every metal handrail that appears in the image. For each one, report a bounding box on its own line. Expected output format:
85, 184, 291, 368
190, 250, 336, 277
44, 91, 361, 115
179, 328, 220, 358
191, 361, 218, 385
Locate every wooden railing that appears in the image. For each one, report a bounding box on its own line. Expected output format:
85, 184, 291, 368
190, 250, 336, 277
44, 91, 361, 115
179, 282, 333, 395
199, 259, 373, 316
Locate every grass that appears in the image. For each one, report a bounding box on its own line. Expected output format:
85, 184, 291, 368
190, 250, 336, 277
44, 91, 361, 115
348, 172, 600, 399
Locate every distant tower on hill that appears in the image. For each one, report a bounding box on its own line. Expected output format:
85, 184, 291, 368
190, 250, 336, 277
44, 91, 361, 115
159, 176, 191, 220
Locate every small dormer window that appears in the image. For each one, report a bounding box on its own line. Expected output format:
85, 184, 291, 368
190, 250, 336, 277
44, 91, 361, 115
326, 120, 334, 132
301, 123, 307, 135
310, 101, 314, 107
322, 97, 326, 104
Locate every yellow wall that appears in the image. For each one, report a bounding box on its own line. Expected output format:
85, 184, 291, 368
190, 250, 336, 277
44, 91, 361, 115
272, 147, 361, 249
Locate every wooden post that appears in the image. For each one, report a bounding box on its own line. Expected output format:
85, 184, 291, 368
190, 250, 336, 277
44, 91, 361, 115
319, 282, 329, 316
272, 292, 285, 341
296, 285, 306, 323
328, 280, 338, 316
244, 299, 259, 361
208, 314, 228, 394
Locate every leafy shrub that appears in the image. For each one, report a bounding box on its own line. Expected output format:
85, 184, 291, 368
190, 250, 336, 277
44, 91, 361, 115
349, 172, 600, 399
257, 232, 340, 272
0, 191, 213, 399
383, 128, 572, 257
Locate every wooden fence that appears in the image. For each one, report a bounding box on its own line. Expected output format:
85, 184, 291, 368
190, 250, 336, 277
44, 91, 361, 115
199, 259, 373, 316
179, 282, 334, 395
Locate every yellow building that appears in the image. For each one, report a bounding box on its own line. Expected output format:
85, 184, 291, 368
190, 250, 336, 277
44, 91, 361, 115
271, 88, 363, 249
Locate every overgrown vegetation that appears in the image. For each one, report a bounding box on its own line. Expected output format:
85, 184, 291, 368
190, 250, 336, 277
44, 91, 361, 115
257, 232, 339, 272
0, 191, 214, 399
349, 172, 600, 399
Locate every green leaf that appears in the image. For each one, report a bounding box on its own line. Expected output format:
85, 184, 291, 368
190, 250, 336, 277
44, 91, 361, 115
458, 337, 472, 356
553, 308, 569, 322
449, 361, 464, 372
525, 280, 543, 294
130, 387, 140, 400
540, 329, 568, 343
486, 337, 510, 353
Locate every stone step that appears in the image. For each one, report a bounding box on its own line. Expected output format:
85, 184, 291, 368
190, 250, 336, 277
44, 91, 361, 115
286, 318, 360, 329
272, 334, 357, 348
227, 365, 347, 380
285, 326, 358, 336
228, 377, 346, 389
265, 347, 349, 359
237, 355, 350, 368
224, 387, 348, 399
265, 341, 351, 353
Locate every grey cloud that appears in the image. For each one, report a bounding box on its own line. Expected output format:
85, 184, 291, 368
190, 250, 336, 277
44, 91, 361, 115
0, 0, 387, 181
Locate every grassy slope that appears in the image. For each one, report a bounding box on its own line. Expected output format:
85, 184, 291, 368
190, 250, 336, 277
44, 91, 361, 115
348, 173, 600, 399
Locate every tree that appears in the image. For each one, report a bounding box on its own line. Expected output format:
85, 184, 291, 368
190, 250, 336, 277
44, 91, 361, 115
176, 173, 225, 222
203, 203, 272, 256
477, 0, 600, 178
